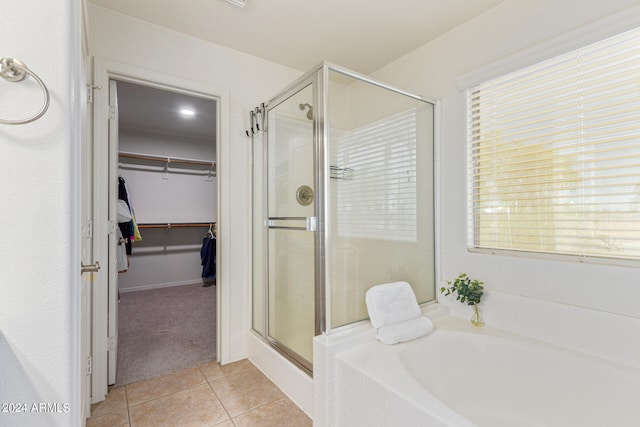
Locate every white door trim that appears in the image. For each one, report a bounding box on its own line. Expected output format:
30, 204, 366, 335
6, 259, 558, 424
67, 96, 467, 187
91, 57, 231, 402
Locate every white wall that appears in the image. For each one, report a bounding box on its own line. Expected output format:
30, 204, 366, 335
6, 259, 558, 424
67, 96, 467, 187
87, 4, 302, 361
120, 127, 217, 164
372, 0, 640, 366
0, 0, 83, 426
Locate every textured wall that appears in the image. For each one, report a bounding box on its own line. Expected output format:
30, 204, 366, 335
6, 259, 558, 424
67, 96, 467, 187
0, 0, 82, 425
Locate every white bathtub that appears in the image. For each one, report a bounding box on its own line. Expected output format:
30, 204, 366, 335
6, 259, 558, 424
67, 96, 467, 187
334, 316, 640, 427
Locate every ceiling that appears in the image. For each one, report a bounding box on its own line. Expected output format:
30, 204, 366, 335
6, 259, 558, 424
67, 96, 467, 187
94, 0, 505, 140
88, 0, 505, 74
116, 80, 217, 140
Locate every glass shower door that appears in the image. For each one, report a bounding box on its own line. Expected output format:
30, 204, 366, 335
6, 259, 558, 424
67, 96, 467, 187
265, 83, 315, 371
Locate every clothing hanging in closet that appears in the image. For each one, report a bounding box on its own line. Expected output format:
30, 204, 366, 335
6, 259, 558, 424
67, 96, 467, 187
118, 176, 142, 256
200, 233, 216, 286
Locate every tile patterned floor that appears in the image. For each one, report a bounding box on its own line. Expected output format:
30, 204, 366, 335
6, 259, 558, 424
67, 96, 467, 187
87, 359, 312, 427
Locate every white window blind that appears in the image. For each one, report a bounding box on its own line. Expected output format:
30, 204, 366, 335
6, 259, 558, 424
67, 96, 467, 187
468, 27, 640, 261
335, 109, 417, 242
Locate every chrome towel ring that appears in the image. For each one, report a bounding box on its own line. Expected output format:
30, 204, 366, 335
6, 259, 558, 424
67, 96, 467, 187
0, 57, 50, 125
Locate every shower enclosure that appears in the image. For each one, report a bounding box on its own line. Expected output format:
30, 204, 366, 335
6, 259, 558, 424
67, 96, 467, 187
251, 62, 436, 373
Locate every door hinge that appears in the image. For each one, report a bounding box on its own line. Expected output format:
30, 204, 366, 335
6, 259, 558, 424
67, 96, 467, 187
86, 356, 92, 375
109, 105, 116, 120
86, 220, 93, 239
108, 220, 116, 235
108, 336, 116, 351
86, 84, 101, 104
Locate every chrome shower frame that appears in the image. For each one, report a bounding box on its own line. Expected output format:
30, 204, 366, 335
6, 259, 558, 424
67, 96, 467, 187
251, 61, 438, 375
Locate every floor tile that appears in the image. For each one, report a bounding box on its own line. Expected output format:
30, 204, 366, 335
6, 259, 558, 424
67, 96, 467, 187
200, 360, 224, 382
220, 359, 253, 376
86, 408, 130, 427
211, 371, 279, 397
212, 364, 265, 388
126, 366, 206, 406
233, 397, 312, 427
89, 358, 310, 427
129, 383, 229, 427
90, 386, 127, 418
210, 372, 284, 417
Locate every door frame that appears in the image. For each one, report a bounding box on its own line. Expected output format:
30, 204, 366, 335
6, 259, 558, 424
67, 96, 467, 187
91, 57, 230, 401
79, 0, 92, 420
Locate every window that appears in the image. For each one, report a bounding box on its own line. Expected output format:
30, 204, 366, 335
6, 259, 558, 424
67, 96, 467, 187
468, 27, 640, 261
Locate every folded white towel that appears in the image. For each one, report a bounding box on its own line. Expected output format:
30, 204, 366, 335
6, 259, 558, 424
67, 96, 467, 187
365, 281, 422, 329
376, 316, 433, 345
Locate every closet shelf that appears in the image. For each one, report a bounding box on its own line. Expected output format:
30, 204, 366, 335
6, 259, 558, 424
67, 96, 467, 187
138, 222, 216, 229
119, 151, 216, 168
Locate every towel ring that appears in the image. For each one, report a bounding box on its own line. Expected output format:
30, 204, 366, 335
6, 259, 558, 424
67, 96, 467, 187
0, 57, 50, 125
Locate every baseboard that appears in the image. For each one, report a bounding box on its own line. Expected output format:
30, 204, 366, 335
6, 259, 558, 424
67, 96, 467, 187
118, 279, 209, 293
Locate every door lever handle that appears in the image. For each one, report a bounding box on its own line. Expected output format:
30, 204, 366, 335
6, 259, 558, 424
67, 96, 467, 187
81, 261, 101, 274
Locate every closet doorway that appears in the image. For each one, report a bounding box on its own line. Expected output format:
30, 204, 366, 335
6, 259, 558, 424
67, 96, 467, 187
91, 59, 230, 401
110, 80, 218, 387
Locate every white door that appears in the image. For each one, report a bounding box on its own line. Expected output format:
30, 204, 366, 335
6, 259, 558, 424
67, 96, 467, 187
107, 79, 119, 385
90, 73, 121, 401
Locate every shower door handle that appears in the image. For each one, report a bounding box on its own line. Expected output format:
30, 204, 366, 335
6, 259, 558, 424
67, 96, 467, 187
265, 217, 317, 231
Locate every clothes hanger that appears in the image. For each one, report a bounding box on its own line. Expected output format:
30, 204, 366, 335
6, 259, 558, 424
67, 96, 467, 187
206, 223, 214, 239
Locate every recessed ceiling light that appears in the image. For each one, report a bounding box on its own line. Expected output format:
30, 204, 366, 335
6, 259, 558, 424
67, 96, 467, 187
180, 108, 195, 117
225, 0, 247, 8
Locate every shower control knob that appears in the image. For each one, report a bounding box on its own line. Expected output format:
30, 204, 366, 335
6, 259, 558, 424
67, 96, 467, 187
296, 185, 314, 206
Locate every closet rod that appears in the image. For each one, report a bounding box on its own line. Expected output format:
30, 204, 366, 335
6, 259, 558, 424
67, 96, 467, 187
138, 222, 216, 229
119, 151, 216, 167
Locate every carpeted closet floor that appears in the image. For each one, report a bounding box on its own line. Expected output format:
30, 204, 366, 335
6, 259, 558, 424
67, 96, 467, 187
115, 283, 216, 387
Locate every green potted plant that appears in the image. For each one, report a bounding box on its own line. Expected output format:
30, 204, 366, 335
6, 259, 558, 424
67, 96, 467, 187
440, 273, 484, 326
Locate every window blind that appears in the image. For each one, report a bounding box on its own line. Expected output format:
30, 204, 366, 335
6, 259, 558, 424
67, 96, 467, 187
467, 26, 640, 260
335, 109, 417, 242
